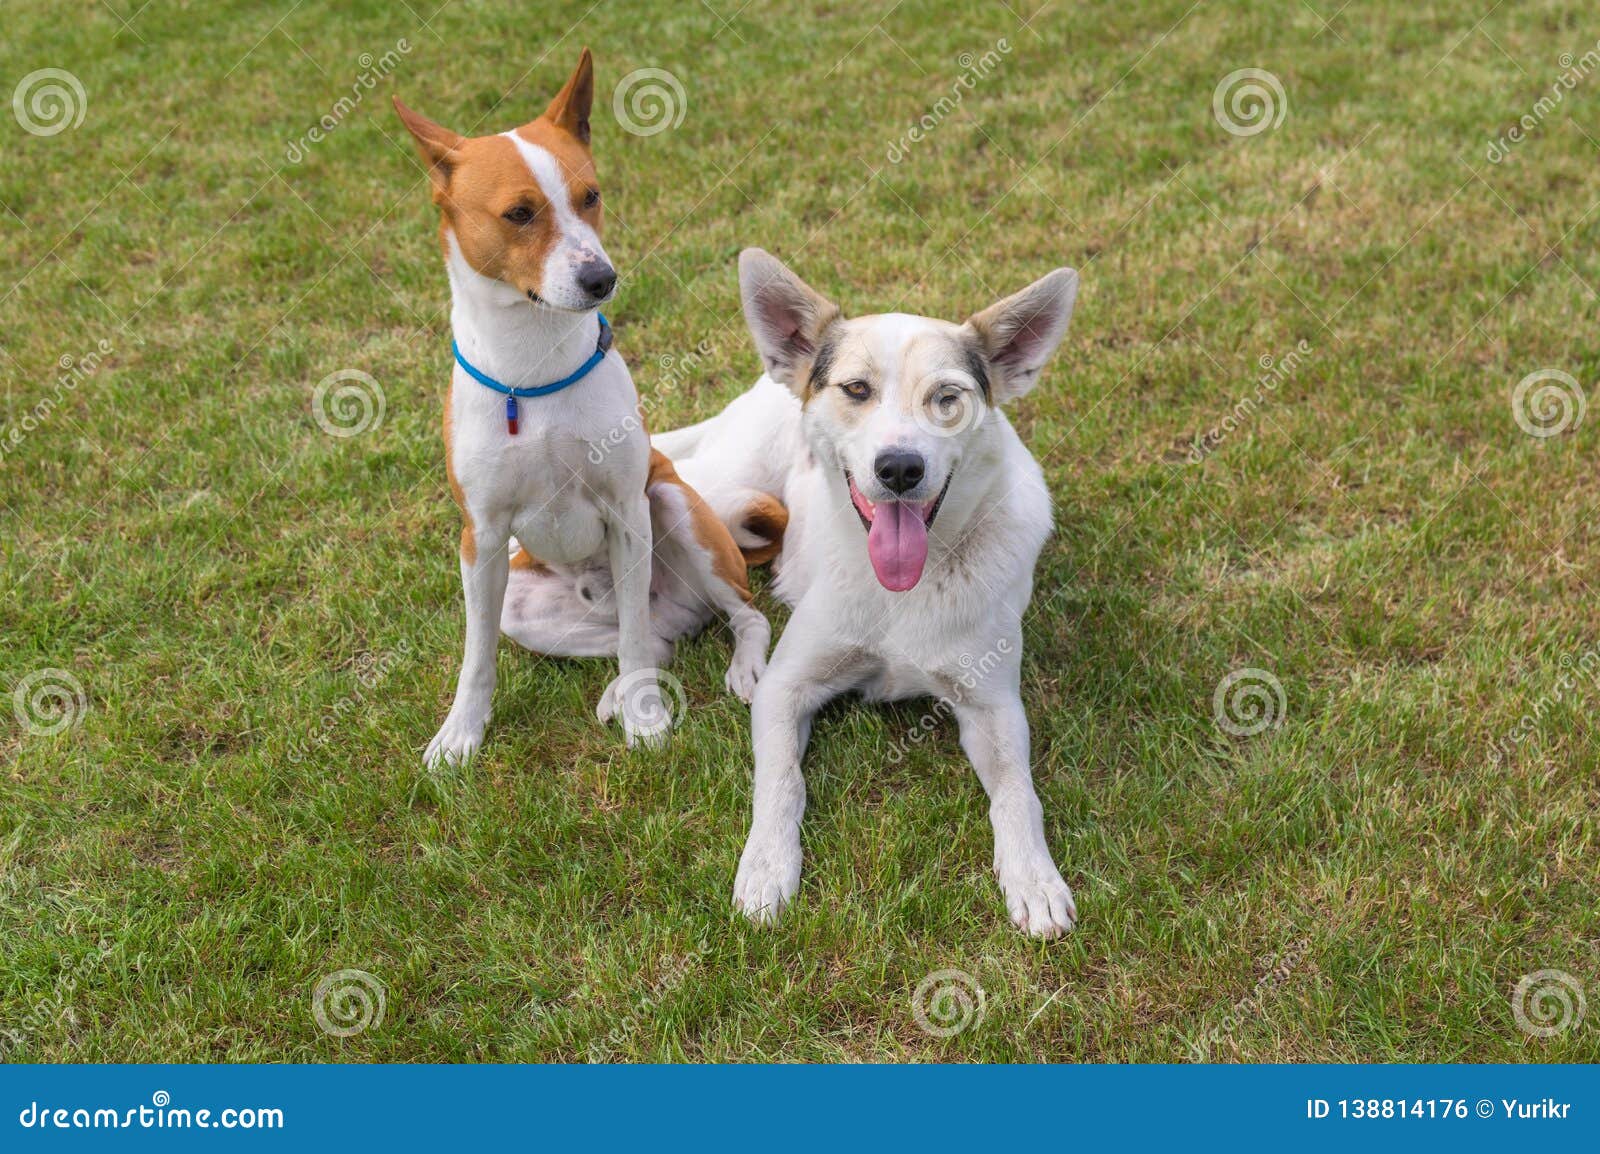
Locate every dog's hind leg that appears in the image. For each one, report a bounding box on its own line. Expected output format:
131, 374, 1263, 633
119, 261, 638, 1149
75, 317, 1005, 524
501, 594, 623, 658
499, 549, 673, 665
694, 569, 774, 697
709, 492, 784, 696
645, 452, 773, 702
704, 572, 770, 703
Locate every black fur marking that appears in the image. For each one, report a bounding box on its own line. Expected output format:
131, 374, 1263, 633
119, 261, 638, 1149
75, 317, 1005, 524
806, 325, 841, 395
963, 341, 992, 402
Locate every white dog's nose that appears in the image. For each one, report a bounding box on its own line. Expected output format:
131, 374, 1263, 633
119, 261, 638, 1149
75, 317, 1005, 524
874, 449, 925, 494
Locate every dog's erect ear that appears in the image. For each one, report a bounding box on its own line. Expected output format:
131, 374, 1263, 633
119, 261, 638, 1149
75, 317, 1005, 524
739, 248, 841, 393
543, 48, 594, 143
964, 268, 1079, 402
393, 97, 465, 196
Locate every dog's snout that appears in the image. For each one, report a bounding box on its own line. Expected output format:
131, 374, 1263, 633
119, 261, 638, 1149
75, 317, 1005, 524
577, 260, 617, 301
874, 450, 925, 495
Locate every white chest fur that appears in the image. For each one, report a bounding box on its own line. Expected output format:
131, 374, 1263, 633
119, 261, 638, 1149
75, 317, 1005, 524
444, 235, 648, 566
449, 356, 646, 565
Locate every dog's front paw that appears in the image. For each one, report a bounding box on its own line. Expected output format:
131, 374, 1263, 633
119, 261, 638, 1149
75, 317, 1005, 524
732, 830, 801, 925
997, 862, 1077, 939
424, 708, 489, 770
724, 648, 766, 704
597, 669, 675, 749
623, 713, 671, 750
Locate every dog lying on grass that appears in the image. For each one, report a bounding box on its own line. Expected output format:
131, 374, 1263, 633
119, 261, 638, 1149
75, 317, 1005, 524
656, 250, 1081, 937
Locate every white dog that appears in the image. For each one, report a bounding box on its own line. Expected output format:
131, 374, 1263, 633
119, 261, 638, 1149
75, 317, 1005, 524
655, 249, 1081, 937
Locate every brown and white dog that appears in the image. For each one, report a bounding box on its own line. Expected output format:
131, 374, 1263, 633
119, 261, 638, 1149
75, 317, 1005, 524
395, 51, 775, 764
657, 251, 1080, 937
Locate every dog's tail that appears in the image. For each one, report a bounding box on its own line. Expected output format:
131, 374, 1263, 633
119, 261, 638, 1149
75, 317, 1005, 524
734, 491, 788, 565
692, 483, 787, 566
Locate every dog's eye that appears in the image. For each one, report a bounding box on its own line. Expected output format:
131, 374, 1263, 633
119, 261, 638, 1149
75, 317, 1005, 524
933, 386, 962, 414
582, 187, 601, 210
840, 380, 872, 401
502, 205, 536, 225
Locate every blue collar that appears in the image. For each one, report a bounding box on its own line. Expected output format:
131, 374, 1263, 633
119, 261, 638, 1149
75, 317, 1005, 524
452, 313, 612, 398
452, 314, 613, 434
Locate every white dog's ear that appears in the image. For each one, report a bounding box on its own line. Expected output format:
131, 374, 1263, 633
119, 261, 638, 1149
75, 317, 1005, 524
965, 268, 1079, 402
739, 248, 841, 393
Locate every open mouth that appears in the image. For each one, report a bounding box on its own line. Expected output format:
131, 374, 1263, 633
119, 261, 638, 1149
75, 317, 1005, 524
845, 469, 952, 592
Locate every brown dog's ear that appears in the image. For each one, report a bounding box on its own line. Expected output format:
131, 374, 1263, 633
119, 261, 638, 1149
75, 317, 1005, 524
963, 268, 1079, 402
543, 48, 594, 143
393, 97, 465, 196
738, 248, 841, 394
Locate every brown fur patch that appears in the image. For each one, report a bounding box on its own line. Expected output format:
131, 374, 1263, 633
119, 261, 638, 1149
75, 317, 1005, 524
513, 119, 602, 229
738, 492, 789, 566
442, 381, 476, 564
647, 449, 751, 602
509, 546, 550, 574
409, 116, 600, 300
434, 133, 567, 295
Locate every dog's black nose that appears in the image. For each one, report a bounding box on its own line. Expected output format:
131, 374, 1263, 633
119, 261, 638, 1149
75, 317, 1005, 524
874, 450, 926, 494
577, 261, 616, 301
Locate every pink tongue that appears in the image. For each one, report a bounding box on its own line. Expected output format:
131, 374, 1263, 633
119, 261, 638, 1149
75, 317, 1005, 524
866, 501, 929, 591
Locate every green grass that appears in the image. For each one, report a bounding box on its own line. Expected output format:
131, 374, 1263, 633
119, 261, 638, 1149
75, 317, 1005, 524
3, 0, 1598, 1062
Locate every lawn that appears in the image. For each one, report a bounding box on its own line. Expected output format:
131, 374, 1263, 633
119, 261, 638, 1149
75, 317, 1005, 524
2, 0, 1597, 1062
